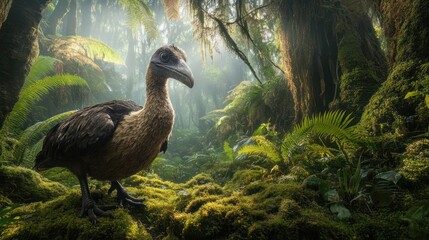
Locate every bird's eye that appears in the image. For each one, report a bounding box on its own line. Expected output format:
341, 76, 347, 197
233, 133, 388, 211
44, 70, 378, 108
160, 52, 169, 63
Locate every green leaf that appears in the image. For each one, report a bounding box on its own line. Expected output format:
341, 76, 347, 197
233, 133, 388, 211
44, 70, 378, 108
24, 56, 63, 89
425, 94, 429, 109
119, 0, 158, 38
1, 75, 88, 136
324, 189, 340, 203
375, 171, 402, 185
404, 91, 420, 99
330, 203, 351, 219
223, 141, 234, 161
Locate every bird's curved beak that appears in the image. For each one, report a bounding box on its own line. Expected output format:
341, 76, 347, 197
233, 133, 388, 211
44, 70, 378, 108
163, 59, 194, 88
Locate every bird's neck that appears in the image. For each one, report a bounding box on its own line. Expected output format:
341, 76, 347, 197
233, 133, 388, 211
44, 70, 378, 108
145, 69, 170, 104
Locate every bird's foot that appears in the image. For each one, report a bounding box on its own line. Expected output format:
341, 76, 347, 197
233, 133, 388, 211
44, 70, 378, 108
108, 181, 145, 208
80, 198, 115, 224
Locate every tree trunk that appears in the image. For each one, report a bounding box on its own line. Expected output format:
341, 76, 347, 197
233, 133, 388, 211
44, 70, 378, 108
0, 0, 50, 128
360, 0, 429, 134
46, 0, 70, 36
0, 0, 12, 29
278, 0, 387, 123
330, 2, 387, 120
279, 0, 338, 122
79, 0, 92, 37
63, 0, 77, 35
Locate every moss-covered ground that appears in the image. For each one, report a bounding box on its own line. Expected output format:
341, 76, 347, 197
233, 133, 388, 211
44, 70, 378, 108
0, 165, 423, 240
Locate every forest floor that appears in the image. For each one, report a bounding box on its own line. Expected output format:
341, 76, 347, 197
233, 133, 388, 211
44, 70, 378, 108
1, 162, 428, 240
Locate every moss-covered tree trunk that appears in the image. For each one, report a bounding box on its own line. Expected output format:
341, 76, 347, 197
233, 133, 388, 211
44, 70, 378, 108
360, 0, 429, 134
330, 3, 387, 119
0, 0, 51, 128
278, 0, 386, 122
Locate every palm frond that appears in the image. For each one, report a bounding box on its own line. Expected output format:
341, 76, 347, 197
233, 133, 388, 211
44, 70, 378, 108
119, 0, 158, 38
24, 56, 63, 89
282, 110, 357, 160
1, 75, 88, 136
162, 0, 179, 20
238, 136, 282, 163
48, 36, 124, 64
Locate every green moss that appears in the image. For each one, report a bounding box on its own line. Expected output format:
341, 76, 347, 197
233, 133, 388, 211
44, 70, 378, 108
224, 168, 265, 191
0, 166, 66, 203
333, 16, 387, 120
185, 196, 220, 213
352, 212, 408, 240
182, 173, 215, 188
0, 194, 12, 208
395, 0, 429, 63
360, 61, 427, 134
248, 208, 353, 240
124, 172, 176, 189
191, 183, 224, 197
400, 139, 429, 184
41, 167, 79, 187
183, 201, 250, 239
1, 190, 152, 240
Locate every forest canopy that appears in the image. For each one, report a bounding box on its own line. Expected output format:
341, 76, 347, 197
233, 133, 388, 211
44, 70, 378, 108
0, 0, 429, 239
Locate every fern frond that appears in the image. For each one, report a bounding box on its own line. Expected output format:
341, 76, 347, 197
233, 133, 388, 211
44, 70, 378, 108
48, 36, 124, 64
24, 56, 63, 89
119, 0, 158, 38
238, 136, 282, 163
162, 0, 179, 20
13, 111, 75, 163
282, 110, 357, 159
1, 75, 88, 136
223, 141, 234, 161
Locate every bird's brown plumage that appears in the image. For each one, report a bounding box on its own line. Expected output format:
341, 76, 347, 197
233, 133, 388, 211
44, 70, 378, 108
35, 45, 193, 181
34, 46, 194, 222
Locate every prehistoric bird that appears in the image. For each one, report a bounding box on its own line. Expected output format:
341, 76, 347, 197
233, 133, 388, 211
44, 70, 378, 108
35, 45, 194, 223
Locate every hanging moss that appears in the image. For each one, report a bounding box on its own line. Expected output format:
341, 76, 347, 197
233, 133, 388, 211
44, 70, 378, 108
0, 166, 66, 203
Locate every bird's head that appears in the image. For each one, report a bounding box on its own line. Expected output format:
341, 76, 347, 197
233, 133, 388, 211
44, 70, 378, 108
149, 45, 194, 88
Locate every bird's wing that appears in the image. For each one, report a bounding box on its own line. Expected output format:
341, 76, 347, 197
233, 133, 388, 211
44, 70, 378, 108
36, 100, 142, 164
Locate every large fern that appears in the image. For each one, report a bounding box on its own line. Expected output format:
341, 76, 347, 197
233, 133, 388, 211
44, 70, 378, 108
1, 75, 88, 136
23, 56, 63, 89
13, 111, 75, 165
209, 81, 266, 136
238, 135, 282, 163
282, 110, 357, 160
48, 36, 124, 65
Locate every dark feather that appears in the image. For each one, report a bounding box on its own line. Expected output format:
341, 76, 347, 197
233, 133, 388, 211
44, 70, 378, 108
160, 140, 168, 153
35, 100, 142, 169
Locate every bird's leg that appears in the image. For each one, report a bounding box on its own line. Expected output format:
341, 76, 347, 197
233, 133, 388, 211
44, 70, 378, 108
108, 181, 145, 207
78, 175, 113, 223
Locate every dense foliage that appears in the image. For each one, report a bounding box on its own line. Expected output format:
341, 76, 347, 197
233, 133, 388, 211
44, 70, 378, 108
0, 0, 428, 239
